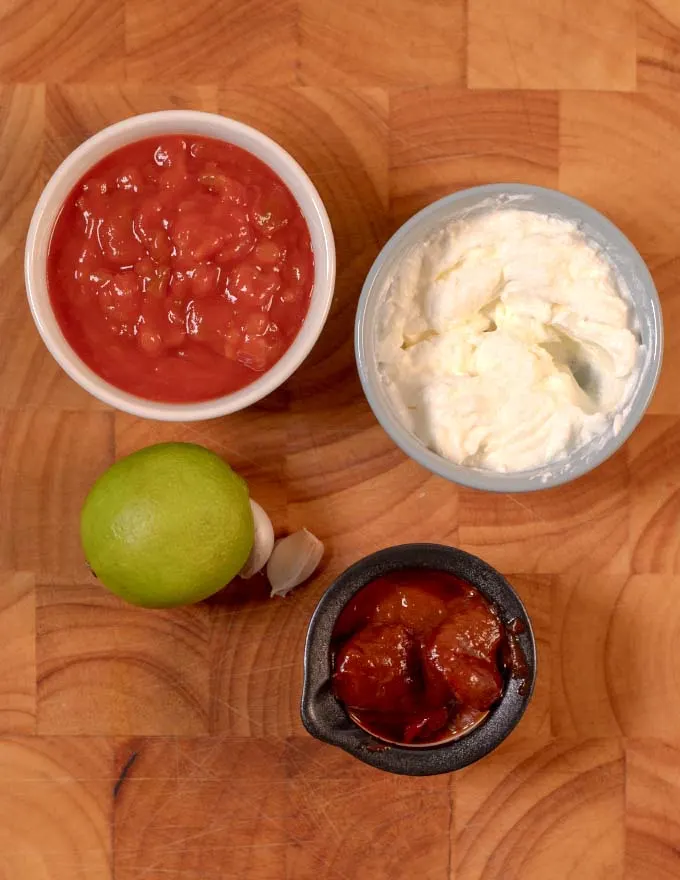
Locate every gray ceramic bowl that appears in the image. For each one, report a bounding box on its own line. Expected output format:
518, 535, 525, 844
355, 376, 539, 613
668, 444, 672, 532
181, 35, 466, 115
301, 544, 536, 776
355, 184, 663, 492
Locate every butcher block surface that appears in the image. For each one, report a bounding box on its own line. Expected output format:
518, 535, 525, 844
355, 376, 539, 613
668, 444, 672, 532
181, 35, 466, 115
1, 1, 680, 877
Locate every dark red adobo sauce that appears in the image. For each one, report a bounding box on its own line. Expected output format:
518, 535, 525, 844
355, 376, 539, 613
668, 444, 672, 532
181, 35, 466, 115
332, 570, 519, 746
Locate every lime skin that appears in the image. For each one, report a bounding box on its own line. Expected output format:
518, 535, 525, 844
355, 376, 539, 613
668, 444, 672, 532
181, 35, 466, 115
81, 442, 254, 607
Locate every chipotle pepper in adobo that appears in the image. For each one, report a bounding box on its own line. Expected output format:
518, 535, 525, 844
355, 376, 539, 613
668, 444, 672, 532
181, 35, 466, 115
332, 570, 516, 746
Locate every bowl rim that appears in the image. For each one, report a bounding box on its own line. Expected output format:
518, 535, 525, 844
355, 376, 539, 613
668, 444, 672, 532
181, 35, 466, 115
25, 109, 336, 422
301, 543, 537, 776
355, 182, 664, 492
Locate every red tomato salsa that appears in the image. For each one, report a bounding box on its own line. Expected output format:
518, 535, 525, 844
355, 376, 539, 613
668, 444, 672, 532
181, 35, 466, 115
47, 135, 314, 402
332, 570, 510, 746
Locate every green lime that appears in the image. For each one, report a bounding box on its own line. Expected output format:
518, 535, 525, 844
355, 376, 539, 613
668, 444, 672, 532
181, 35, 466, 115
81, 442, 254, 607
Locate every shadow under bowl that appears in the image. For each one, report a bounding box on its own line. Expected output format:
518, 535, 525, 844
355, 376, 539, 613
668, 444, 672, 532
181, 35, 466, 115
301, 543, 537, 776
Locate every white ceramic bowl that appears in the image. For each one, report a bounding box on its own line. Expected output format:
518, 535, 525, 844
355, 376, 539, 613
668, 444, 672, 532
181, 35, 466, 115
25, 110, 336, 421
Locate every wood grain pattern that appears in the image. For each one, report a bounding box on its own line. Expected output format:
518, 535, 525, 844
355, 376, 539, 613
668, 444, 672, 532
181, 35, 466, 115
0, 737, 113, 879
468, 0, 636, 90
0, 572, 35, 733
0, 410, 113, 579
454, 738, 625, 879
126, 0, 298, 85
0, 0, 123, 82
628, 416, 680, 572
1, 2, 679, 878
626, 740, 680, 879
637, 0, 680, 89
459, 449, 630, 575
559, 91, 680, 255
390, 89, 558, 225
114, 737, 452, 880
551, 572, 680, 742
299, 0, 465, 86
37, 582, 212, 735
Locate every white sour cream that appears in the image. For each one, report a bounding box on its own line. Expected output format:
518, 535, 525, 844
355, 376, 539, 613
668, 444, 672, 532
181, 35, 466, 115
377, 209, 641, 473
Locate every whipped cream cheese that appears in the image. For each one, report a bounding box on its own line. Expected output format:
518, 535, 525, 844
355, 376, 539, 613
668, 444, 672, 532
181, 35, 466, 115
377, 209, 641, 473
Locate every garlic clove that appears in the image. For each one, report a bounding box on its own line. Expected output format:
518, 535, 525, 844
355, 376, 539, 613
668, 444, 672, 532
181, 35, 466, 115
267, 528, 324, 598
239, 499, 275, 579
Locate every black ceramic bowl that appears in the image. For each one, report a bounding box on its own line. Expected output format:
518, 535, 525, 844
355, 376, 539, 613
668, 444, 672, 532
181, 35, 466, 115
301, 543, 536, 776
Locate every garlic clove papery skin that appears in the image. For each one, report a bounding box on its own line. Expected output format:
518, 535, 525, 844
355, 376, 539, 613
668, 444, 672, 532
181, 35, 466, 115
239, 499, 275, 579
267, 529, 324, 597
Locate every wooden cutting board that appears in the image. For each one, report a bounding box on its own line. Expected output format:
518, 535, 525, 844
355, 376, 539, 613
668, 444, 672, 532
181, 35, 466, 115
1, 1, 679, 877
